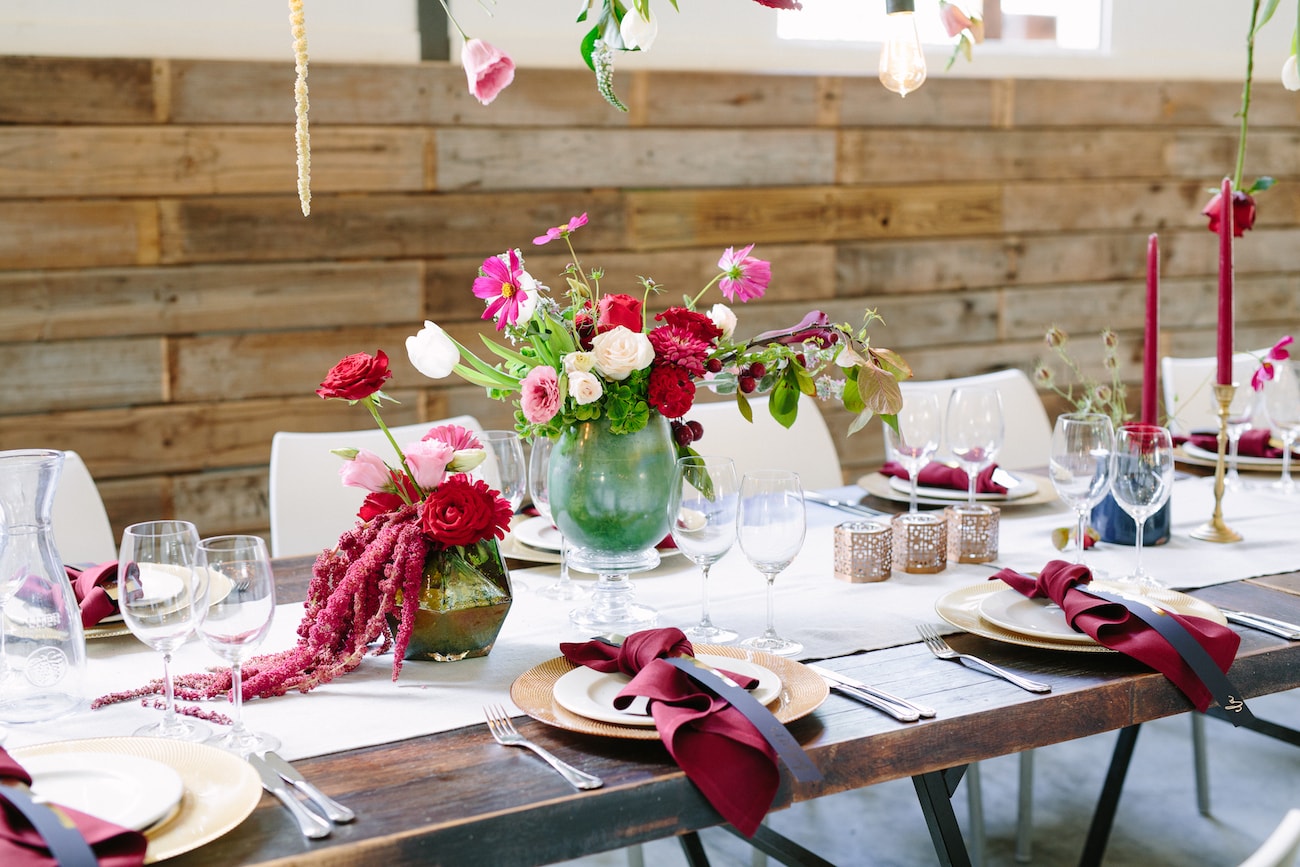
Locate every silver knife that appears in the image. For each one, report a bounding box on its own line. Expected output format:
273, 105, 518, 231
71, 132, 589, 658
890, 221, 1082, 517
1220, 609, 1300, 640
260, 751, 356, 824
247, 753, 332, 839
817, 676, 921, 722
808, 664, 938, 719
803, 491, 886, 518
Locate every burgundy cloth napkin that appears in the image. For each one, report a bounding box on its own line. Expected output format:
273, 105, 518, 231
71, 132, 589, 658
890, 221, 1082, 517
992, 560, 1240, 711
879, 461, 1008, 494
65, 562, 119, 628
560, 629, 777, 836
0, 747, 148, 867
1182, 429, 1286, 459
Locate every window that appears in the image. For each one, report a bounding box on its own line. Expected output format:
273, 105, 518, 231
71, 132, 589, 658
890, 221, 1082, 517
777, 0, 1107, 52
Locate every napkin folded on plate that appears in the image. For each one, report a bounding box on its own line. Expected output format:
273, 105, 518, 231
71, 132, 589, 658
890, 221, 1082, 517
65, 562, 119, 628
1181, 429, 1286, 459
0, 747, 147, 867
560, 629, 776, 836
992, 560, 1240, 711
879, 461, 1008, 494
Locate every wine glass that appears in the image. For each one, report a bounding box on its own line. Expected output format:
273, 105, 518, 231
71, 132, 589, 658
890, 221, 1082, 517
118, 520, 211, 741
947, 386, 1005, 507
196, 535, 279, 756
883, 391, 942, 512
1263, 360, 1300, 494
1110, 425, 1175, 590
479, 430, 527, 511
527, 437, 586, 600
669, 456, 739, 644
737, 470, 806, 657
1224, 386, 1260, 490
1048, 412, 1114, 563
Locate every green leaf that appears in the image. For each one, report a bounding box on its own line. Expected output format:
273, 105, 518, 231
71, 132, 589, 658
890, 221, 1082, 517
580, 25, 600, 72
840, 366, 867, 414
855, 363, 904, 415
1256, 0, 1283, 34
1248, 176, 1276, 194
869, 347, 912, 381
736, 391, 754, 423
846, 408, 875, 436
769, 381, 801, 429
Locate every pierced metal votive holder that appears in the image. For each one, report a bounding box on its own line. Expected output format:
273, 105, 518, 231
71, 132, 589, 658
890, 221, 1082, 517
833, 521, 892, 583
891, 512, 947, 574
945, 504, 1000, 564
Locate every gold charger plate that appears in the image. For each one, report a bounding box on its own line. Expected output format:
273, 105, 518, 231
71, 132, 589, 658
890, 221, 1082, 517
13, 737, 261, 864
858, 472, 1058, 508
935, 579, 1228, 654
510, 644, 829, 740
84, 569, 236, 640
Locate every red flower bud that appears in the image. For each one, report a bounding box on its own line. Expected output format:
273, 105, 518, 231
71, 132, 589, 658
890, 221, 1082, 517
1202, 189, 1257, 237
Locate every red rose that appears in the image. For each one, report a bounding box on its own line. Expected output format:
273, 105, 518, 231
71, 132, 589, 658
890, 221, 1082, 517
648, 365, 696, 418
419, 474, 512, 548
1202, 190, 1257, 237
358, 471, 421, 521
317, 350, 392, 401
597, 294, 643, 333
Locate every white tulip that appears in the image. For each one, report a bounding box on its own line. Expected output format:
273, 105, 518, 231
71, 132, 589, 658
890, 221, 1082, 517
708, 303, 737, 341
619, 6, 658, 51
406, 320, 459, 379
1284, 55, 1300, 92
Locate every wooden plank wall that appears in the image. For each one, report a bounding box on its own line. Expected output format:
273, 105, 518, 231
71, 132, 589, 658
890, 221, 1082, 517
2, 56, 1298, 543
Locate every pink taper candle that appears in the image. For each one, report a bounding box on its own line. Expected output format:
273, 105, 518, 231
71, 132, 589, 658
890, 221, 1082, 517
1216, 177, 1234, 385
1143, 233, 1159, 425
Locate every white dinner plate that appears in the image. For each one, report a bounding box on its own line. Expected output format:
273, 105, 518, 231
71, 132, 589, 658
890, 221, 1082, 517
1181, 441, 1289, 470
977, 589, 1096, 645
96, 566, 234, 626
512, 515, 563, 552
552, 654, 782, 727
22, 751, 185, 832
888, 471, 1038, 502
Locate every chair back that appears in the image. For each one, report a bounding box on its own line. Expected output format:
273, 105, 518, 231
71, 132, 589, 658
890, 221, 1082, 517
1240, 809, 1300, 867
50, 450, 117, 564
685, 393, 843, 490
893, 368, 1051, 471
1162, 350, 1266, 435
269, 415, 483, 557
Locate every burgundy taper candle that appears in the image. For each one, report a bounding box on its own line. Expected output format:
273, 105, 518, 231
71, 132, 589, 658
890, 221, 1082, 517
1143, 233, 1159, 425
1216, 177, 1234, 385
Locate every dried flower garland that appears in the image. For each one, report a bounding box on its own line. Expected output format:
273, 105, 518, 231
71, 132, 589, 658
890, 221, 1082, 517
289, 0, 311, 216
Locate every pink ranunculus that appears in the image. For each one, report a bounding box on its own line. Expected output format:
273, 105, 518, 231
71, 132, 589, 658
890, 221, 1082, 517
338, 449, 392, 493
717, 244, 771, 302
461, 38, 515, 106
403, 438, 457, 489
519, 366, 561, 424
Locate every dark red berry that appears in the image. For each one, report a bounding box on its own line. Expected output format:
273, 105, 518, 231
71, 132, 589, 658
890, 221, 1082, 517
826, 332, 839, 344
687, 420, 704, 441
739, 375, 756, 394
673, 423, 694, 446
795, 353, 806, 367
749, 362, 767, 378
706, 358, 723, 373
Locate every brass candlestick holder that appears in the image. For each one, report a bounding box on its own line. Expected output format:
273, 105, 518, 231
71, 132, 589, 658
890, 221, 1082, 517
1190, 382, 1243, 543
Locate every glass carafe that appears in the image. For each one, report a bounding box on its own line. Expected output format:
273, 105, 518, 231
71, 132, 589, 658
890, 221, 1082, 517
0, 449, 86, 722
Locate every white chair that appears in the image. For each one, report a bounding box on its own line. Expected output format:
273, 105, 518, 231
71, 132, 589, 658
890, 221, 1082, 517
50, 450, 117, 564
1162, 350, 1267, 435
268, 415, 483, 557
685, 392, 843, 489
893, 368, 1052, 470
1241, 809, 1300, 867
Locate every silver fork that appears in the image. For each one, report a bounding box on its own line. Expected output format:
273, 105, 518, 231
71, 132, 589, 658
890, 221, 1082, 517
483, 704, 604, 790
916, 624, 1052, 693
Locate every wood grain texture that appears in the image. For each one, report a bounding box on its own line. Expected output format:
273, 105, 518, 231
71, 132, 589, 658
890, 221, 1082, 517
0, 56, 156, 123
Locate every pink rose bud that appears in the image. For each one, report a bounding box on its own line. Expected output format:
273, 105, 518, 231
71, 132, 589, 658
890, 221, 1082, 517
462, 38, 515, 106
939, 2, 973, 38
338, 449, 391, 493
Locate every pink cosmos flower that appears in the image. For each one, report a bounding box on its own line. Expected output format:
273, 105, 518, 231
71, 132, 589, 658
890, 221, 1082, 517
939, 1, 973, 37
403, 438, 457, 489
423, 423, 482, 451
519, 366, 561, 424
461, 39, 515, 106
717, 244, 771, 303
338, 449, 392, 493
533, 212, 588, 245
1252, 335, 1295, 391
473, 249, 530, 330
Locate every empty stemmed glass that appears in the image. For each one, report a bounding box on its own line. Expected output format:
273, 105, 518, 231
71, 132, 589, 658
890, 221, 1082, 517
737, 470, 806, 657
1223, 386, 1260, 490
884, 391, 942, 512
669, 456, 739, 644
480, 430, 527, 510
1110, 425, 1175, 590
527, 437, 586, 600
196, 535, 279, 756
118, 520, 211, 741
1049, 412, 1114, 563
947, 386, 1005, 506
1262, 360, 1300, 494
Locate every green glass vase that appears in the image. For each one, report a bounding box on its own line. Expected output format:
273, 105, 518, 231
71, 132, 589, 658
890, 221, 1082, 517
390, 539, 512, 662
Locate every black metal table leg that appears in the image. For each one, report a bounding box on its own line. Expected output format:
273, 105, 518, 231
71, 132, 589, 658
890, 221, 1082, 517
678, 831, 711, 867
720, 822, 839, 867
1079, 724, 1141, 867
912, 766, 974, 867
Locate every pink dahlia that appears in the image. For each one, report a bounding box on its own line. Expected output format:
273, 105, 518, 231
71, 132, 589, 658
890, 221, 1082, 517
717, 244, 771, 303
423, 423, 482, 451
648, 325, 712, 376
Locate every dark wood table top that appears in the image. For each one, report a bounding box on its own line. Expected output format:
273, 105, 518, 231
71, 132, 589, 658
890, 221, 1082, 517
168, 558, 1300, 867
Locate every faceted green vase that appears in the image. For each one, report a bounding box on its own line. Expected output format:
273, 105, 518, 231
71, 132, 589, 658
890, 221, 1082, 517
390, 539, 512, 662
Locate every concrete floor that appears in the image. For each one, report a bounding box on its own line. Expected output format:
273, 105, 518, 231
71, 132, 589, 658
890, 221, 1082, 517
558, 690, 1300, 866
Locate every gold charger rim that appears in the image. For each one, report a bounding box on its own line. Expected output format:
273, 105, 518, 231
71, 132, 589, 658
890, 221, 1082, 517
935, 579, 1227, 653
1174, 444, 1284, 473
510, 644, 829, 740
858, 471, 1058, 508
12, 736, 262, 863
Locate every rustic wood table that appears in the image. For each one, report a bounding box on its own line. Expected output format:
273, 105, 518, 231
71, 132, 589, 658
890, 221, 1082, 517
167, 560, 1300, 867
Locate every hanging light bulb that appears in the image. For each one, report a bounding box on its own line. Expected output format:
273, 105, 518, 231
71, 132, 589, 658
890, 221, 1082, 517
879, 0, 927, 98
